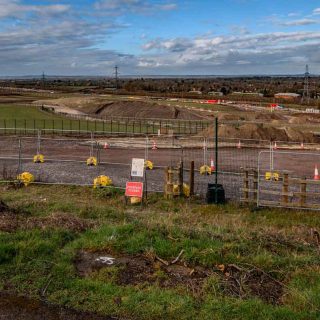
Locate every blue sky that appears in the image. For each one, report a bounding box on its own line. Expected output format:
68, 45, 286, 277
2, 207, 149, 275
0, 0, 320, 76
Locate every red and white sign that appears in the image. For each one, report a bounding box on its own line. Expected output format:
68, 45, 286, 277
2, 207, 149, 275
125, 182, 144, 198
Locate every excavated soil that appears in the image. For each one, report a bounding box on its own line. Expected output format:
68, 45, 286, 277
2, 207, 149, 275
91, 101, 205, 120
74, 250, 283, 304
205, 123, 317, 142
36, 97, 206, 120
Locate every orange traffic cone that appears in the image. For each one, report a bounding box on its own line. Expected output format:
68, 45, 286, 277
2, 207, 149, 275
237, 140, 241, 149
152, 140, 157, 150
314, 165, 319, 180
300, 142, 304, 150
273, 141, 277, 150
103, 142, 109, 149
210, 159, 215, 172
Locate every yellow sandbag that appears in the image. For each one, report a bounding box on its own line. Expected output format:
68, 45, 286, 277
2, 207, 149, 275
33, 154, 44, 163
130, 196, 142, 204
173, 183, 190, 197
93, 175, 113, 188
200, 165, 212, 175
86, 157, 97, 166
145, 160, 153, 170
17, 172, 34, 186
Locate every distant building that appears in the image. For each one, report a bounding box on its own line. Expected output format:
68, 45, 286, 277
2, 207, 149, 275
274, 93, 300, 100
231, 92, 263, 97
208, 91, 223, 96
188, 90, 202, 94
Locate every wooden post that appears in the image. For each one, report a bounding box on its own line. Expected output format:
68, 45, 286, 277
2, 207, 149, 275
165, 166, 174, 199
300, 177, 307, 207
178, 161, 183, 196
282, 173, 289, 205
189, 161, 194, 196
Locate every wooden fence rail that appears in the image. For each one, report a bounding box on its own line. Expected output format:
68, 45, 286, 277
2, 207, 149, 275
241, 168, 320, 210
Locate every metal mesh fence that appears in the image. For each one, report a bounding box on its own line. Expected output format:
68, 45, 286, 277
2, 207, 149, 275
1, 132, 320, 205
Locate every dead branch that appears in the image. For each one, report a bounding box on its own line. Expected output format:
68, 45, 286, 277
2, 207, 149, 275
171, 249, 184, 264
155, 255, 169, 266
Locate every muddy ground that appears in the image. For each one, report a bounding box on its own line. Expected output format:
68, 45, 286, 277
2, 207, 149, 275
74, 250, 283, 304
0, 292, 118, 320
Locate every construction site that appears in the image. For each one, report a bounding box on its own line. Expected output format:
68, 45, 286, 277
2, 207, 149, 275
1, 82, 320, 320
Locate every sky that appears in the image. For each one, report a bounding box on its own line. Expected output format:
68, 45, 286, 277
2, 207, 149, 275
0, 0, 320, 76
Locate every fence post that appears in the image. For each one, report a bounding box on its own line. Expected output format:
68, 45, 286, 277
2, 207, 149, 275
299, 177, 307, 207
178, 161, 183, 196
165, 166, 173, 199
189, 161, 194, 196
242, 169, 249, 202
282, 172, 289, 205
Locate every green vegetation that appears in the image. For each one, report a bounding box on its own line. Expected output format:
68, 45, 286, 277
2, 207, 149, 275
0, 104, 208, 134
1, 184, 320, 319
0, 104, 65, 121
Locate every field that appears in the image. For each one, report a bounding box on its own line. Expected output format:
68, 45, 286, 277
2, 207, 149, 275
1, 184, 320, 319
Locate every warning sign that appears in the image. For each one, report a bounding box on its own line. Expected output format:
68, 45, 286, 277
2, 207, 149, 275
125, 182, 144, 198
131, 158, 145, 177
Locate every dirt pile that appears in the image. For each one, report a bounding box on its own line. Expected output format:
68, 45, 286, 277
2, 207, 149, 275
205, 123, 317, 142
89, 101, 205, 120
36, 97, 206, 120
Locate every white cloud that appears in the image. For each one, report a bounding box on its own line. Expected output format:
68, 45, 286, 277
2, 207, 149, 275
94, 0, 177, 14
280, 19, 318, 26
288, 12, 300, 17
0, 0, 70, 18
140, 31, 320, 74
313, 8, 320, 15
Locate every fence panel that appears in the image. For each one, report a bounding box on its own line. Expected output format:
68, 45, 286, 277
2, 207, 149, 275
257, 150, 320, 209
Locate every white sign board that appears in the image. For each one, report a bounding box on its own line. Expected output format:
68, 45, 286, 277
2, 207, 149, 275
131, 158, 145, 177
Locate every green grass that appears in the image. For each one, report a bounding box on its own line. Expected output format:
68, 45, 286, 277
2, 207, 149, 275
1, 185, 320, 319
0, 103, 208, 135
0, 104, 65, 121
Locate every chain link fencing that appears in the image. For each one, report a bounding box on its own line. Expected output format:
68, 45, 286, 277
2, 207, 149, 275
1, 129, 320, 205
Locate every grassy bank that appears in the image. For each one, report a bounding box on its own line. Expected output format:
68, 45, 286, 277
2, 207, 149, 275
0, 184, 320, 319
